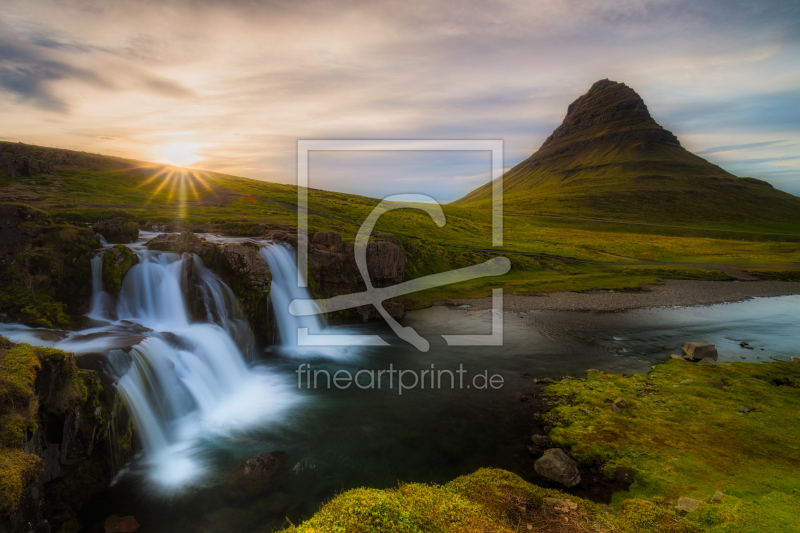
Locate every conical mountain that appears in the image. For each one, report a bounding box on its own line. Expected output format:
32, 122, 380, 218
453, 79, 800, 224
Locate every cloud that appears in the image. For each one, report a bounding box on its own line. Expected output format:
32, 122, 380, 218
0, 0, 798, 198
697, 140, 789, 155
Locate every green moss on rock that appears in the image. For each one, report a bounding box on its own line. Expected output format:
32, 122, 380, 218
0, 449, 43, 517
101, 244, 138, 294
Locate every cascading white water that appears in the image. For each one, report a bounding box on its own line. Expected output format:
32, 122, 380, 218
88, 254, 116, 320
83, 247, 300, 488
259, 243, 325, 349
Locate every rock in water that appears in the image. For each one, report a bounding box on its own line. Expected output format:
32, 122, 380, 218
92, 217, 139, 244
682, 342, 718, 361
533, 448, 581, 487
241, 451, 287, 481
675, 497, 704, 513
105, 515, 140, 532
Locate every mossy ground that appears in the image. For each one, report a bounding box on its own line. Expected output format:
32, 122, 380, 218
280, 467, 700, 533
542, 360, 800, 532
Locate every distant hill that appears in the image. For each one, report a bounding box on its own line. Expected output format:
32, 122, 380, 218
453, 79, 800, 224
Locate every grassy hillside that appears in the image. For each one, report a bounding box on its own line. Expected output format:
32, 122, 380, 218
453, 80, 800, 225
2, 140, 799, 312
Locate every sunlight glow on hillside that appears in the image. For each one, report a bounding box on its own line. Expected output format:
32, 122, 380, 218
153, 143, 203, 167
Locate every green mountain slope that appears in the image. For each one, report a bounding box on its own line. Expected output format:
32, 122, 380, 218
453, 79, 800, 224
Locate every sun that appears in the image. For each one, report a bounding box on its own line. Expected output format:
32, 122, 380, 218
153, 142, 203, 167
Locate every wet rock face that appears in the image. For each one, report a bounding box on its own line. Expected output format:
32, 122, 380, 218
308, 231, 406, 321
533, 448, 581, 488
215, 242, 272, 295
92, 218, 139, 244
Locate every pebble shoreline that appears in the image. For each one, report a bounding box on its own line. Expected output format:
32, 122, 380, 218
437, 279, 800, 313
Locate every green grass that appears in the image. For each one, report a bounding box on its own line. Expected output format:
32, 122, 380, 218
542, 360, 800, 533
2, 142, 800, 310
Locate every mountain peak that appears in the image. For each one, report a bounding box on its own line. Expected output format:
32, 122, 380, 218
533, 79, 680, 164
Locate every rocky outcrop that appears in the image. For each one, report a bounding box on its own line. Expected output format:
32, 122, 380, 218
92, 218, 138, 244
0, 150, 54, 178
102, 245, 139, 294
533, 448, 581, 488
308, 231, 406, 321
0, 337, 131, 533
147, 231, 215, 266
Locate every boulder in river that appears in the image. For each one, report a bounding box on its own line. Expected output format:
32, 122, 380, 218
682, 342, 718, 361
240, 451, 287, 482
533, 448, 581, 487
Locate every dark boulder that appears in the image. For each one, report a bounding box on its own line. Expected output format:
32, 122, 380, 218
534, 448, 581, 488
240, 451, 287, 482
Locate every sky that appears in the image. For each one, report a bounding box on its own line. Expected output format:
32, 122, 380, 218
1, 0, 799, 202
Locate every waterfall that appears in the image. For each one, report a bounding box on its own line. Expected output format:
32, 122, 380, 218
88, 254, 116, 320
259, 243, 325, 349
76, 248, 301, 488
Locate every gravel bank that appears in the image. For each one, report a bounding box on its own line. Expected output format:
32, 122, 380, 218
436, 280, 800, 313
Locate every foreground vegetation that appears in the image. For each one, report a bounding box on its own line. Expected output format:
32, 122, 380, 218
281, 467, 701, 533
279, 360, 800, 532
543, 360, 800, 532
